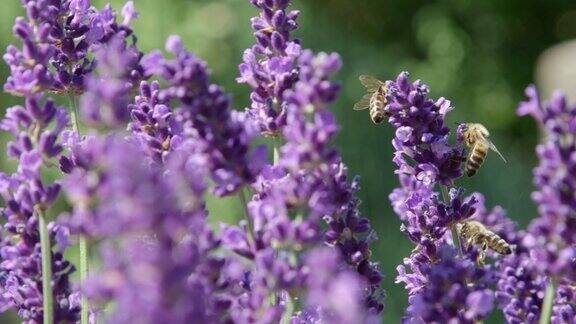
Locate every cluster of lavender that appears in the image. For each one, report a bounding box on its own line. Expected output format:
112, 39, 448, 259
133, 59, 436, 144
387, 71, 575, 323
223, 49, 383, 322
385, 72, 497, 323
4, 0, 139, 97
0, 94, 78, 321
221, 1, 384, 321
1, 0, 386, 323
1, 0, 574, 323
494, 86, 576, 323
141, 35, 266, 196
62, 133, 239, 322
0, 0, 142, 322
238, 0, 301, 136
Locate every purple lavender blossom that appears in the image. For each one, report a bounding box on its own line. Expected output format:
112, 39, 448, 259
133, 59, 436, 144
223, 49, 384, 321
395, 179, 478, 297
62, 135, 239, 323
385, 72, 465, 186
295, 247, 379, 324
552, 281, 576, 324
385, 72, 509, 322
517, 86, 576, 281
128, 81, 175, 164
141, 36, 266, 196
237, 0, 301, 136
497, 249, 545, 324
80, 35, 144, 127
404, 247, 495, 323
3, 0, 141, 96
0, 95, 79, 322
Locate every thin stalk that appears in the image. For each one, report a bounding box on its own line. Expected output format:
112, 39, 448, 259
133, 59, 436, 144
79, 235, 89, 324
238, 188, 254, 240
36, 206, 54, 324
68, 95, 80, 134
539, 279, 557, 324
280, 292, 294, 324
270, 137, 282, 307
68, 95, 89, 324
440, 185, 464, 257
273, 138, 280, 165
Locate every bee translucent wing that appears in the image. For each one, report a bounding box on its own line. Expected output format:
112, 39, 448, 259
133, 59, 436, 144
359, 75, 383, 92
487, 140, 507, 163
353, 93, 372, 110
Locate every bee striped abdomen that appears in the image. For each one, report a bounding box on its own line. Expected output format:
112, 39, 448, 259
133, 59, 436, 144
466, 144, 487, 177
369, 89, 387, 124
488, 235, 512, 255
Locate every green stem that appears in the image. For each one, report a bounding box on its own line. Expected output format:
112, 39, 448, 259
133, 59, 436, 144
79, 235, 89, 324
539, 279, 557, 324
273, 138, 280, 165
440, 185, 464, 256
36, 206, 54, 324
280, 292, 294, 324
68, 95, 80, 134
238, 188, 254, 240
270, 138, 282, 307
68, 95, 89, 324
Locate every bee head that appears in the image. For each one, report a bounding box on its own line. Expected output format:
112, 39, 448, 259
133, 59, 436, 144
455, 123, 468, 142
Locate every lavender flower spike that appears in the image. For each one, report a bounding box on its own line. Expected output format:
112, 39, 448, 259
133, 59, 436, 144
3, 0, 142, 96
517, 85, 576, 282
142, 35, 266, 196
80, 35, 144, 128
0, 95, 79, 322
63, 135, 239, 323
238, 0, 301, 136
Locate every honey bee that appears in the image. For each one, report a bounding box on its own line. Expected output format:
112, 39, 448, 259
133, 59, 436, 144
354, 75, 389, 124
458, 220, 512, 265
461, 123, 507, 177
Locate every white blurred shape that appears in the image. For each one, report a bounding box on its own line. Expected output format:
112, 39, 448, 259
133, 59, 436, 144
536, 39, 576, 103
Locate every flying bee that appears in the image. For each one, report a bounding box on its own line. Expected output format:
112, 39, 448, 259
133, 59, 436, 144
461, 123, 507, 177
458, 220, 512, 265
354, 75, 389, 124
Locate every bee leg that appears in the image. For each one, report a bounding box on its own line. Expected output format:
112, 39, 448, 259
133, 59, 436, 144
476, 242, 487, 266
465, 234, 478, 252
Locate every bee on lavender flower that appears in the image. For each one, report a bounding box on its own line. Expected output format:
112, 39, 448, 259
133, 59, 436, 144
460, 123, 507, 177
354, 75, 389, 124
458, 220, 512, 265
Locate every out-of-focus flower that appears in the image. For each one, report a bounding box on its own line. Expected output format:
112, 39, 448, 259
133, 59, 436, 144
142, 36, 266, 196
293, 247, 380, 324
80, 35, 144, 128
64, 135, 239, 323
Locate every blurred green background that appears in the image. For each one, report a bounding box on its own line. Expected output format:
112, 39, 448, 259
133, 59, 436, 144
2, 0, 576, 322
